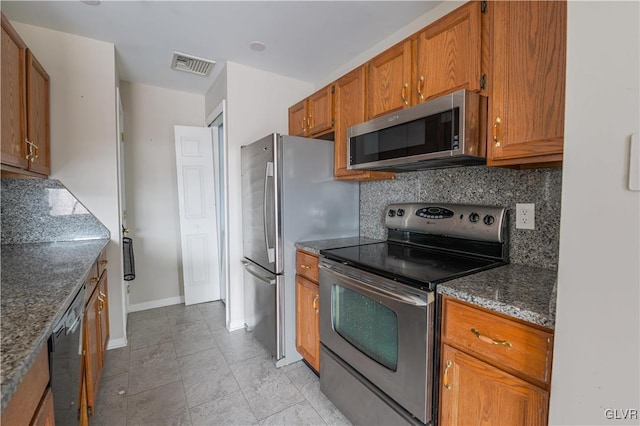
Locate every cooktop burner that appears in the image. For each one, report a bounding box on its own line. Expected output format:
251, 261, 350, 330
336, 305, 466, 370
321, 241, 501, 291
320, 203, 509, 291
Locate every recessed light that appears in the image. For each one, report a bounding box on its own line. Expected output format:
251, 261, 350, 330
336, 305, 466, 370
249, 41, 266, 52
81, 0, 101, 5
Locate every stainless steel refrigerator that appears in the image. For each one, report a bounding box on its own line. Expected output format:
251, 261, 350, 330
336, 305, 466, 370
241, 133, 359, 367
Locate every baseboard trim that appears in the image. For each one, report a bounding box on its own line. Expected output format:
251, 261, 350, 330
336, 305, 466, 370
129, 296, 185, 312
228, 320, 245, 332
107, 337, 128, 350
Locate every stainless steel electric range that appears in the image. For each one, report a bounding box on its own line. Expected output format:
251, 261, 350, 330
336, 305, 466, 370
318, 203, 509, 425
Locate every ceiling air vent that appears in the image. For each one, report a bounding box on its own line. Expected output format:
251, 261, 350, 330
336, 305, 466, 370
171, 52, 215, 76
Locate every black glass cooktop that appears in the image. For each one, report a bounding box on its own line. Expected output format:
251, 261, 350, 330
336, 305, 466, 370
321, 242, 502, 291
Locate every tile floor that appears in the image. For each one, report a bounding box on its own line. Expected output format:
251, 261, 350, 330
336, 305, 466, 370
93, 301, 351, 425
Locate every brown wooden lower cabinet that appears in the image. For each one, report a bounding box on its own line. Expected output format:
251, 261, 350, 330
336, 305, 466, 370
296, 275, 320, 372
439, 344, 549, 426
81, 249, 110, 424
295, 249, 321, 372
1, 344, 54, 426
439, 296, 553, 425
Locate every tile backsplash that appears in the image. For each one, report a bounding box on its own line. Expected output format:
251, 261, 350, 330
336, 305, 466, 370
360, 166, 562, 269
1, 178, 110, 244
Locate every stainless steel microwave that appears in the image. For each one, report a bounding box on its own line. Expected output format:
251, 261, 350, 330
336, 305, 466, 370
347, 89, 487, 171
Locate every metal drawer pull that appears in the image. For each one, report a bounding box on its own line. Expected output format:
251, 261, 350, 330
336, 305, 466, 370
300, 264, 310, 269
443, 360, 452, 391
470, 328, 512, 347
312, 294, 319, 313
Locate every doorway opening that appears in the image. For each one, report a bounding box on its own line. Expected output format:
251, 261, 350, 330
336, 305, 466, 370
207, 101, 230, 318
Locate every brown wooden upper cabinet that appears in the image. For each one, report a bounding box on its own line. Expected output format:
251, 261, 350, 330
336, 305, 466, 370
366, 39, 413, 119
333, 66, 395, 181
288, 85, 334, 138
487, 1, 566, 167
416, 1, 483, 102
1, 13, 50, 177
288, 0, 566, 174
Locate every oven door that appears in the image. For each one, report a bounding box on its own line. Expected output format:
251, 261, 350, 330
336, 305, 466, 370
319, 258, 434, 423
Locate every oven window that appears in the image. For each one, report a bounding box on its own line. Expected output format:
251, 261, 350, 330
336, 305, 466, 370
332, 285, 398, 371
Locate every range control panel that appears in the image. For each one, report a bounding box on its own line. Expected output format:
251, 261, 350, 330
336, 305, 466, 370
385, 203, 507, 243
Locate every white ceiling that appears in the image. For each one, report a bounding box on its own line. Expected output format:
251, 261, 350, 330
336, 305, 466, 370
2, 1, 443, 94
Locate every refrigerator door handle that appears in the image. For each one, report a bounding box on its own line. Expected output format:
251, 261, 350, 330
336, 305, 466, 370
263, 161, 275, 264
241, 260, 276, 285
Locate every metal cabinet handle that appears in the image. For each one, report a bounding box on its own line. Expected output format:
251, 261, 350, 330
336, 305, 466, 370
417, 76, 425, 101
312, 294, 319, 313
300, 264, 310, 269
25, 139, 34, 160
99, 260, 108, 266
443, 359, 452, 391
401, 83, 409, 105
493, 117, 502, 147
470, 328, 512, 347
89, 277, 98, 284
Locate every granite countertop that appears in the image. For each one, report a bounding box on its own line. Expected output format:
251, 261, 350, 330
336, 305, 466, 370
1, 239, 110, 411
437, 264, 558, 329
294, 236, 382, 255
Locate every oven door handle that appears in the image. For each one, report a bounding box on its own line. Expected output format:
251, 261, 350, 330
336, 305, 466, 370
321, 264, 430, 307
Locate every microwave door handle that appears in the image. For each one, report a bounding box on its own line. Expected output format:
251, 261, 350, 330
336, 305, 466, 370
263, 161, 275, 264
322, 265, 429, 307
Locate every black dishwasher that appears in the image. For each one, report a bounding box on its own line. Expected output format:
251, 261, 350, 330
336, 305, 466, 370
49, 284, 85, 425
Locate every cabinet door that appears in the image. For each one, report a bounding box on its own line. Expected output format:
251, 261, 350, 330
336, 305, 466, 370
26, 50, 50, 176
295, 275, 320, 372
334, 67, 395, 181
83, 289, 101, 413
416, 1, 482, 101
31, 387, 55, 426
97, 271, 110, 367
439, 344, 549, 426
288, 99, 308, 137
307, 85, 333, 137
1, 14, 27, 170
367, 39, 413, 119
488, 1, 566, 167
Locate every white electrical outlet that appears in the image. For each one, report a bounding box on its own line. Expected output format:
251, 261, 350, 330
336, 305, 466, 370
516, 203, 535, 230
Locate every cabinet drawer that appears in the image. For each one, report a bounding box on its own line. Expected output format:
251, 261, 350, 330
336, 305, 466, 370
442, 297, 553, 386
97, 249, 108, 278
296, 250, 319, 283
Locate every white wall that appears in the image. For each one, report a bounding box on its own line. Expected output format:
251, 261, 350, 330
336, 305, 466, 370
550, 2, 640, 425
204, 63, 228, 121
11, 22, 127, 348
205, 61, 313, 330
119, 81, 205, 310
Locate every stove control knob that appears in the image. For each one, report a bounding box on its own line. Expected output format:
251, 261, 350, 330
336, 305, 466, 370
397, 209, 405, 217
469, 212, 480, 223
388, 209, 396, 217
483, 215, 495, 226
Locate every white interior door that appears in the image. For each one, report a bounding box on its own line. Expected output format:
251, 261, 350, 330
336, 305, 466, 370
174, 125, 220, 305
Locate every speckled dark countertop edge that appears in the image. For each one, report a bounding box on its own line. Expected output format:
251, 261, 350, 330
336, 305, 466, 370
295, 236, 382, 255
1, 239, 110, 412
437, 264, 558, 329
